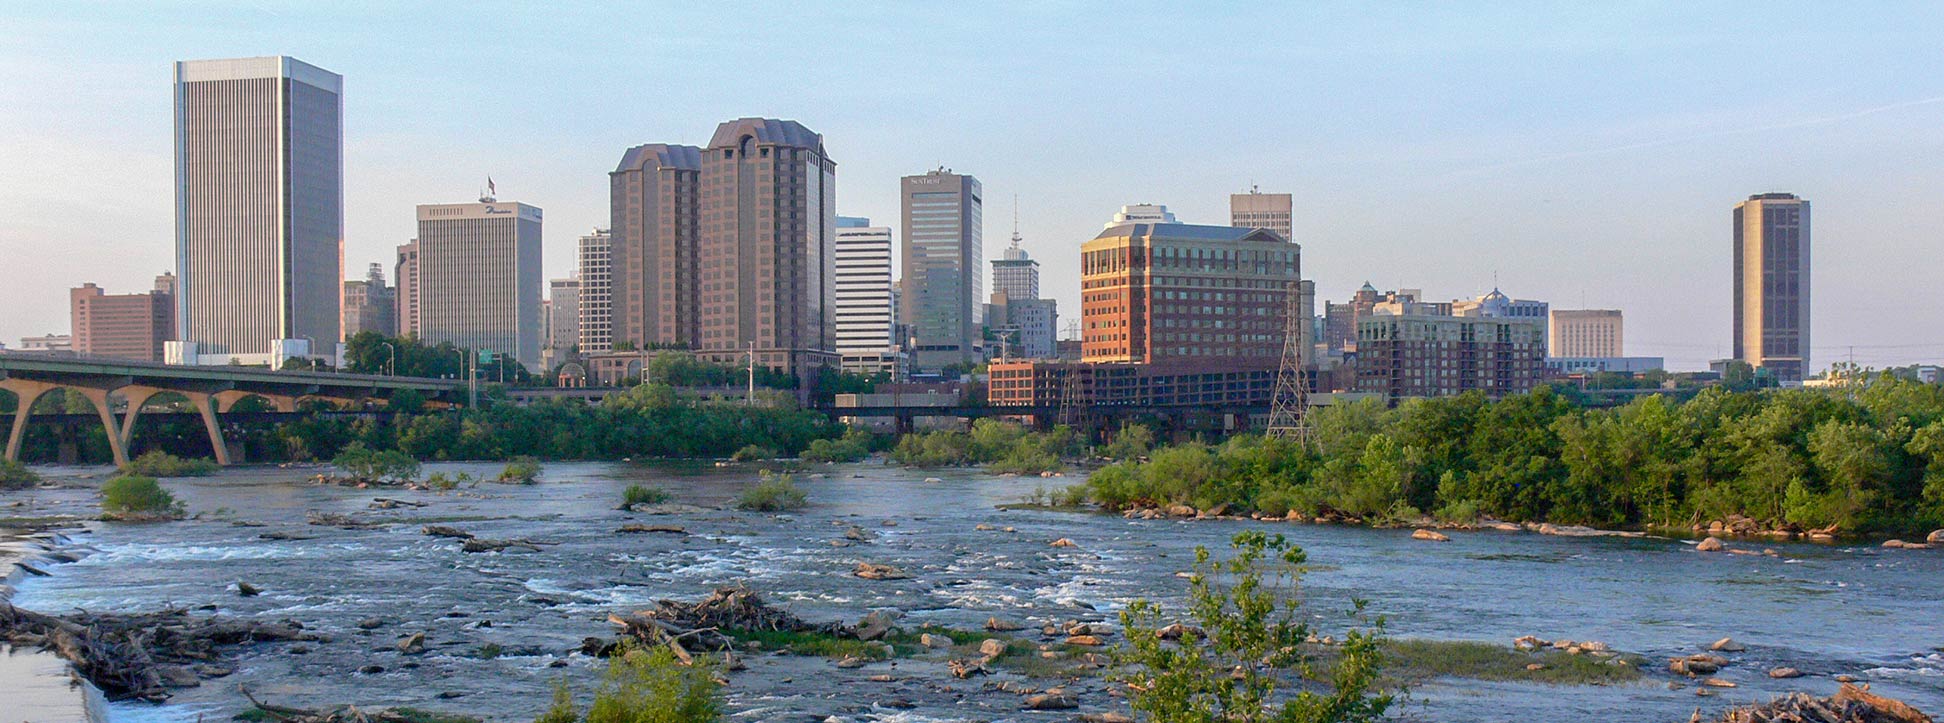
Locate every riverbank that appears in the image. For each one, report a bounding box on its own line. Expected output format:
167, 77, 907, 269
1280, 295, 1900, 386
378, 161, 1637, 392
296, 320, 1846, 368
2, 522, 109, 723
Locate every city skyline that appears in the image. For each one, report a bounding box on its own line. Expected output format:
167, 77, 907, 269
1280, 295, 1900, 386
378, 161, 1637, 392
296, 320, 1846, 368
5, 5, 1944, 370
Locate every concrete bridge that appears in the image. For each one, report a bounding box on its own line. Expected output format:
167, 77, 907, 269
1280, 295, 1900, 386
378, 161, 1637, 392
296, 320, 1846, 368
0, 352, 460, 466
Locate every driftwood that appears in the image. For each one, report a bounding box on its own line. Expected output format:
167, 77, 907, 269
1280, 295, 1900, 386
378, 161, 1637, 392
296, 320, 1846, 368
0, 604, 317, 702
460, 538, 548, 553
306, 511, 384, 529
421, 525, 475, 540
368, 498, 428, 510
242, 688, 475, 723
599, 587, 845, 662
1699, 683, 1932, 723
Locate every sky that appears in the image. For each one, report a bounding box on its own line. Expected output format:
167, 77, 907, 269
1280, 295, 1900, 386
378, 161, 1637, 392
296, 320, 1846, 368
3, 2, 1942, 371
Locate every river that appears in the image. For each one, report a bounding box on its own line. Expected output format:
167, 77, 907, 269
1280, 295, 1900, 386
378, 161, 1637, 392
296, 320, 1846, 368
7, 461, 1943, 722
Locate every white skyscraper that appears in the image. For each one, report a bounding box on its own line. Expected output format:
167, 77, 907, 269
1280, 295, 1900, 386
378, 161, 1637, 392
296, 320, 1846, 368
835, 217, 898, 374
169, 56, 343, 366
415, 200, 544, 369
576, 229, 613, 353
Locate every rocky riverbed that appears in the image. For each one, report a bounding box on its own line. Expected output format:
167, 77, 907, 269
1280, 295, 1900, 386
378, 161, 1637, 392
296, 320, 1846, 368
3, 460, 1942, 723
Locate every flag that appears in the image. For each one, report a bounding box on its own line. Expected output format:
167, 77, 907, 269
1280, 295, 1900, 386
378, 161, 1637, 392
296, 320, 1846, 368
487, 177, 496, 196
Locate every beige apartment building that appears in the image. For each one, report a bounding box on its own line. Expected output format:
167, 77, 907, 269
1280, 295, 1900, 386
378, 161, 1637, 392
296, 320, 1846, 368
1733, 193, 1811, 381
414, 201, 544, 368
609, 144, 702, 350
1549, 309, 1623, 358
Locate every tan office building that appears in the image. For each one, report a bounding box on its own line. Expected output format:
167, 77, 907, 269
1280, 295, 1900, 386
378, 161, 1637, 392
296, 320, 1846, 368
172, 56, 342, 364
1230, 189, 1293, 239
71, 274, 176, 361
1549, 309, 1623, 358
1081, 222, 1298, 365
610, 144, 702, 350
695, 118, 838, 378
900, 168, 983, 370
414, 201, 544, 368
1734, 193, 1811, 381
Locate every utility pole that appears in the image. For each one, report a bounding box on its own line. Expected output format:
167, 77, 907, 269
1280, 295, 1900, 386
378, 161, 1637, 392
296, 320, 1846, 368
468, 351, 479, 410
747, 341, 756, 406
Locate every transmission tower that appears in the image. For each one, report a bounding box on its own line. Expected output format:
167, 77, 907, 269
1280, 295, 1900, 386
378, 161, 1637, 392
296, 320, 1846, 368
1056, 364, 1085, 429
1265, 277, 1313, 445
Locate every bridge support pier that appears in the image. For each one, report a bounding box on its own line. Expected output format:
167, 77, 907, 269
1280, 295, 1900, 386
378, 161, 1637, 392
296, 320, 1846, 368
185, 392, 231, 466
66, 387, 129, 468
115, 386, 169, 457
4, 379, 61, 463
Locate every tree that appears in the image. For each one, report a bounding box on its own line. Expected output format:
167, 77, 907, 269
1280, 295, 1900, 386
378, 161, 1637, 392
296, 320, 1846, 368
1115, 530, 1390, 723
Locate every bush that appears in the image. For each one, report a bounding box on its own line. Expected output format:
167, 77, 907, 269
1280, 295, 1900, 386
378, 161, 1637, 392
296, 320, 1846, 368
498, 456, 543, 484
333, 442, 421, 483
1115, 530, 1390, 722
120, 451, 219, 478
0, 458, 39, 490
730, 444, 777, 463
101, 475, 185, 520
736, 474, 807, 512
800, 429, 874, 463
532, 644, 720, 723
622, 484, 669, 507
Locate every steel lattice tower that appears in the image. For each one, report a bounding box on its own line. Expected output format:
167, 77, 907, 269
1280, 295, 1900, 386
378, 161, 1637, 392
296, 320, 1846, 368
1265, 277, 1312, 444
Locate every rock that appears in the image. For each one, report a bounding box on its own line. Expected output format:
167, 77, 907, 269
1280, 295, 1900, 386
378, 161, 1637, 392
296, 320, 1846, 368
1580, 640, 1610, 652
1165, 504, 1197, 517
1929, 529, 1944, 544
358, 664, 385, 674
422, 525, 474, 539
1081, 714, 1134, 723
948, 659, 988, 678
1696, 537, 1725, 552
978, 638, 1009, 660
1158, 623, 1203, 641
924, 477, 944, 484
1526, 663, 1546, 671
356, 617, 385, 629
396, 632, 426, 655
1022, 693, 1078, 710
1670, 656, 1720, 676
867, 674, 895, 682
1065, 634, 1104, 646
1703, 678, 1737, 688
236, 581, 261, 597
844, 526, 876, 541
1883, 539, 1912, 549
1049, 538, 1078, 548
855, 610, 900, 641
834, 655, 867, 669
1411, 529, 1450, 542
985, 617, 1024, 632
1710, 637, 1745, 652
1513, 635, 1549, 651
1769, 667, 1804, 679
853, 562, 909, 580
975, 523, 996, 531
1835, 674, 1857, 683
616, 523, 686, 534
919, 633, 953, 649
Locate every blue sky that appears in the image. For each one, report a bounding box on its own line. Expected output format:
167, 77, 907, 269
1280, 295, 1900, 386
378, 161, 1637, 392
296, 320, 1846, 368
4, 2, 1942, 369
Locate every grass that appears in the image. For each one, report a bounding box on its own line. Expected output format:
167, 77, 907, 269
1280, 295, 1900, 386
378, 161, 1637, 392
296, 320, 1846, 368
100, 475, 185, 520
622, 484, 669, 507
119, 450, 219, 478
723, 628, 895, 660
0, 458, 39, 490
237, 708, 481, 723
1376, 639, 1647, 686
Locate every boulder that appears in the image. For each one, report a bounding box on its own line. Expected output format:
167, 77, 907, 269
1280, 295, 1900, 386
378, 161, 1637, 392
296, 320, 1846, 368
923, 477, 944, 484
1710, 637, 1745, 652
1513, 635, 1549, 650
1049, 538, 1078, 548
985, 617, 1024, 632
919, 633, 953, 649
1580, 641, 1610, 653
1158, 623, 1204, 641
1081, 714, 1134, 723
236, 581, 261, 597
1769, 667, 1804, 679
1023, 693, 1078, 710
978, 638, 1009, 660
1526, 663, 1546, 671
1696, 537, 1725, 552
948, 659, 988, 678
1703, 678, 1738, 688
975, 523, 996, 531
844, 526, 877, 541
1165, 504, 1197, 517
1883, 539, 1912, 549
396, 632, 426, 655
855, 609, 901, 641
1411, 529, 1451, 542
1065, 634, 1104, 646
356, 617, 385, 630
853, 562, 909, 580
1929, 529, 1944, 545
616, 524, 686, 535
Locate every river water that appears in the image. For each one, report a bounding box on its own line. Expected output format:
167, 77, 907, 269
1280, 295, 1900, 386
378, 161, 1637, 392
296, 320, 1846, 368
8, 461, 1943, 722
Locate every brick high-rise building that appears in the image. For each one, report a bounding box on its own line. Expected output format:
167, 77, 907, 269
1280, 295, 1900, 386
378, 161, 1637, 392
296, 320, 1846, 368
1733, 193, 1811, 381
609, 144, 702, 350
71, 274, 176, 361
171, 56, 341, 365
696, 118, 837, 378
1080, 222, 1299, 364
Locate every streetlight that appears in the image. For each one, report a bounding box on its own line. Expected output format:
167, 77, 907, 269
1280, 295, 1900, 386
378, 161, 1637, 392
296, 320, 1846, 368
296, 336, 319, 372
380, 341, 396, 377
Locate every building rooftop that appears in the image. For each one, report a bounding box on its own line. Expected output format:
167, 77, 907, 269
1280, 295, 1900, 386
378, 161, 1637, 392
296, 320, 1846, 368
1094, 222, 1287, 244
707, 118, 823, 150
613, 143, 702, 173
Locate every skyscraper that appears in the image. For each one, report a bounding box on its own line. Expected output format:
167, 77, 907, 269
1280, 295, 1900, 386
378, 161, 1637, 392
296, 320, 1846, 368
341, 263, 396, 339
609, 144, 702, 350
576, 229, 613, 353
1734, 193, 1811, 381
900, 168, 982, 370
171, 56, 343, 365
696, 118, 838, 379
834, 217, 896, 364
414, 200, 544, 368
1230, 188, 1293, 239
394, 241, 420, 338
990, 232, 1040, 302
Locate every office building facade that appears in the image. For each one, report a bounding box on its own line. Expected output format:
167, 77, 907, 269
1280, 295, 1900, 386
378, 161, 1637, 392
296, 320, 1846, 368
70, 274, 176, 361
1549, 309, 1623, 358
1081, 222, 1299, 365
991, 234, 1040, 302
414, 201, 545, 368
394, 241, 420, 338
575, 229, 613, 353
171, 56, 343, 364
1230, 189, 1293, 239
834, 218, 897, 360
341, 263, 396, 339
900, 168, 982, 370
1733, 193, 1811, 381
610, 144, 702, 350
696, 118, 838, 378
1355, 313, 1546, 400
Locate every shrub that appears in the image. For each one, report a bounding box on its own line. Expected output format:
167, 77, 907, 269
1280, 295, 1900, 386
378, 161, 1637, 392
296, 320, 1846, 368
533, 644, 720, 723
332, 443, 421, 483
498, 456, 543, 484
120, 451, 219, 478
101, 475, 185, 520
800, 428, 874, 463
736, 474, 807, 512
730, 444, 776, 463
1115, 530, 1390, 723
0, 458, 39, 490
622, 484, 669, 507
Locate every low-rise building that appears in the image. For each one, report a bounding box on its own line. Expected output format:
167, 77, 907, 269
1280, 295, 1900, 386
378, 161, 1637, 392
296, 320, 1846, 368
70, 274, 175, 361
